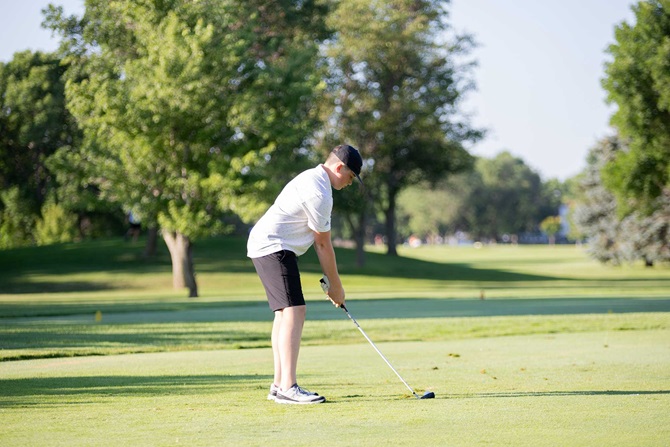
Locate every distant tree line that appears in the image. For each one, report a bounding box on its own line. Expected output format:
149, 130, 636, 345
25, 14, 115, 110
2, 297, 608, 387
395, 151, 564, 245
1, 0, 668, 296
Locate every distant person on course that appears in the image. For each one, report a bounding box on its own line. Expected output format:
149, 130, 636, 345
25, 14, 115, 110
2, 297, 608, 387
247, 144, 363, 404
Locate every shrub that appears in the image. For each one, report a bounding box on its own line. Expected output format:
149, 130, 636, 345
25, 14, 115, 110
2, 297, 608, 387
34, 201, 78, 246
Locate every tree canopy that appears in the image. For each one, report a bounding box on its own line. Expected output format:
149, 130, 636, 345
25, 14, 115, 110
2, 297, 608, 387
0, 50, 82, 248
463, 152, 548, 240
5, 0, 667, 273
320, 0, 481, 255
602, 0, 670, 214
397, 151, 561, 243
44, 0, 330, 295
0, 50, 75, 208
574, 135, 670, 265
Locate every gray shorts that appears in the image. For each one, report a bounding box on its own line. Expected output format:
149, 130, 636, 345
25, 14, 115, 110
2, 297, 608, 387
252, 250, 305, 312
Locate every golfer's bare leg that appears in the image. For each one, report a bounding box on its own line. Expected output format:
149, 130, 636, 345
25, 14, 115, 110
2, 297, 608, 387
271, 311, 283, 387
278, 305, 306, 391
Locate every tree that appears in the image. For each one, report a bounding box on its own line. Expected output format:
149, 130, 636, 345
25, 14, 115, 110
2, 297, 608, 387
602, 0, 670, 214
397, 183, 455, 241
0, 186, 35, 249
540, 216, 561, 245
0, 50, 88, 248
557, 173, 586, 242
0, 51, 76, 214
397, 174, 470, 242
463, 152, 546, 241
45, 0, 329, 296
0, 50, 124, 244
397, 152, 563, 244
34, 199, 78, 246
619, 197, 670, 266
574, 135, 670, 265
330, 183, 372, 267
319, 0, 480, 256
575, 136, 629, 263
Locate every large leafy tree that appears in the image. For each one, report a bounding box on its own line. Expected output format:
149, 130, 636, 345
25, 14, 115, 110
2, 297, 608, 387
574, 135, 670, 265
45, 0, 329, 296
0, 50, 75, 211
0, 50, 81, 248
320, 0, 480, 256
602, 0, 670, 214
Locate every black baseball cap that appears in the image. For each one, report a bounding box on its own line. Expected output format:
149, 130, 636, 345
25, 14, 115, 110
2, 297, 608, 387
332, 144, 363, 185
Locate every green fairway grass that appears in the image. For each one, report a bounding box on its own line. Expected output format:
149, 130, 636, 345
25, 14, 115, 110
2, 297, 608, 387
1, 237, 669, 360
1, 237, 669, 305
1, 331, 668, 446
1, 238, 669, 445
1, 312, 669, 361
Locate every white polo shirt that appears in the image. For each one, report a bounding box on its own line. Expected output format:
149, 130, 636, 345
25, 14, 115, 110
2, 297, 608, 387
247, 165, 333, 258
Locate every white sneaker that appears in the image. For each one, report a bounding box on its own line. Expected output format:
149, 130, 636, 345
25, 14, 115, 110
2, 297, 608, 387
275, 384, 326, 404
267, 384, 279, 401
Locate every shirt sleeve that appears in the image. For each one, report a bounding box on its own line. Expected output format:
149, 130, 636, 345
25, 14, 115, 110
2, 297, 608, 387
303, 194, 332, 233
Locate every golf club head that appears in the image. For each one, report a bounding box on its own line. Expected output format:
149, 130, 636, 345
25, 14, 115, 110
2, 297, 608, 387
419, 391, 435, 399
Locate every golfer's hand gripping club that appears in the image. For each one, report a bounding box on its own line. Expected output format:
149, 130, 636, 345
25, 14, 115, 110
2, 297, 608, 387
319, 275, 344, 308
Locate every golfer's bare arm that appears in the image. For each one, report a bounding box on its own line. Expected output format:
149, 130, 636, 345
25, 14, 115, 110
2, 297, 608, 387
313, 230, 345, 306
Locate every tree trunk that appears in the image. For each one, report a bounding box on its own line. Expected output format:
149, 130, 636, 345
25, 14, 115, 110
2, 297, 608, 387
346, 208, 368, 268
144, 226, 158, 257
162, 230, 198, 297
385, 188, 398, 256
354, 223, 366, 267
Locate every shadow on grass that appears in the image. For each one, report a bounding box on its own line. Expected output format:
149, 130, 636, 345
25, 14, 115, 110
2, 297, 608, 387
314, 297, 670, 320
2, 236, 669, 295
0, 299, 269, 319
0, 320, 271, 351
0, 374, 272, 407
0, 238, 172, 294
3, 297, 667, 361
0, 237, 560, 295
0, 281, 120, 295
2, 297, 669, 324
451, 390, 670, 399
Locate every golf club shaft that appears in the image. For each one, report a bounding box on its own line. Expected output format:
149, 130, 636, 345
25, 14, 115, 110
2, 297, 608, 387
341, 304, 419, 398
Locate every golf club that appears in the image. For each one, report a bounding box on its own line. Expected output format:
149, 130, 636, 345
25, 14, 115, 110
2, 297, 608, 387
320, 276, 435, 400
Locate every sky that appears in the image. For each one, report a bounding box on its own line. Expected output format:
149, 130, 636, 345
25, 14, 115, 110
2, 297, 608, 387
0, 0, 637, 181
450, 0, 636, 180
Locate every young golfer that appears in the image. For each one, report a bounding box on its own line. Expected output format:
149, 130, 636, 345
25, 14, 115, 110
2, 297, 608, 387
247, 144, 363, 404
